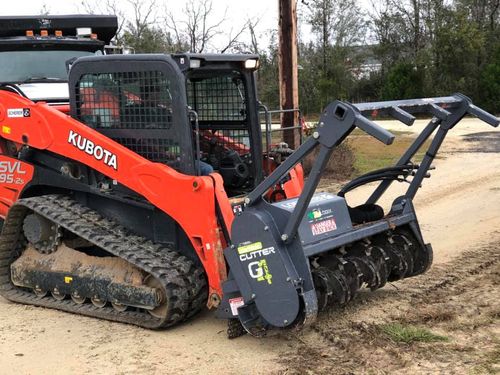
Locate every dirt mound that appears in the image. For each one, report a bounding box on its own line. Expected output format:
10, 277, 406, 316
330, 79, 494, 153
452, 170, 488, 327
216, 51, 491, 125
302, 142, 355, 180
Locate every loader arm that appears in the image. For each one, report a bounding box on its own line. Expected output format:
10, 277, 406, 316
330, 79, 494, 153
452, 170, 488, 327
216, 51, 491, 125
0, 90, 231, 300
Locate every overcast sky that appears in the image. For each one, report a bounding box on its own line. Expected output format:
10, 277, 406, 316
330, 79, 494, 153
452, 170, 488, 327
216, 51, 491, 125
0, 0, 373, 50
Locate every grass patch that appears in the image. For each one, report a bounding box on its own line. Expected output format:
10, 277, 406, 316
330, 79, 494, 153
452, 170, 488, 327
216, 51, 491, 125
379, 323, 449, 344
350, 134, 431, 177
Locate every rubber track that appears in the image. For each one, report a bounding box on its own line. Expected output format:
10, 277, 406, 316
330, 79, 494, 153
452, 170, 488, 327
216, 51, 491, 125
0, 195, 207, 329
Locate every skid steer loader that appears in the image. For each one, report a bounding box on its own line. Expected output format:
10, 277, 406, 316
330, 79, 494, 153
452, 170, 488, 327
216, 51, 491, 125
0, 53, 497, 337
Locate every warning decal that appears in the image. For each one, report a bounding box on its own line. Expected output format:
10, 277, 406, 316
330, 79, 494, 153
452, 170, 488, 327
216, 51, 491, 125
311, 218, 337, 236
229, 297, 245, 316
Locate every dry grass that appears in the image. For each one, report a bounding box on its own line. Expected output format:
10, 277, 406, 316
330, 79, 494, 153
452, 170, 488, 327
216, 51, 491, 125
395, 305, 457, 325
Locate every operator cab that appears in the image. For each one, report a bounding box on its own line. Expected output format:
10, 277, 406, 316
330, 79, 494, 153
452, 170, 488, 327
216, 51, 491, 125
174, 54, 263, 195
69, 54, 264, 197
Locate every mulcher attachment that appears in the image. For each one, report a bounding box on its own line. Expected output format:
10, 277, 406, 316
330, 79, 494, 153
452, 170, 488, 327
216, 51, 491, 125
218, 93, 499, 337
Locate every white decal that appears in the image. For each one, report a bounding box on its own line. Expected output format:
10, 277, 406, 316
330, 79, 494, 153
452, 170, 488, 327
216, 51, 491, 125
0, 161, 26, 174
248, 261, 264, 279
7, 108, 24, 118
0, 161, 27, 184
229, 297, 244, 316
68, 130, 118, 170
239, 246, 275, 262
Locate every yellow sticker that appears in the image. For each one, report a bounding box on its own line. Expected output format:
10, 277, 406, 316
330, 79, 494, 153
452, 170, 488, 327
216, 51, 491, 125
2, 126, 11, 134
256, 259, 273, 285
237, 241, 263, 255
64, 276, 73, 284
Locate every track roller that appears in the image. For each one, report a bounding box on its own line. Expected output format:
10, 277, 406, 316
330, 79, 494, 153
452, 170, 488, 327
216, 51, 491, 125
51, 288, 65, 301
1, 195, 208, 329
91, 296, 106, 308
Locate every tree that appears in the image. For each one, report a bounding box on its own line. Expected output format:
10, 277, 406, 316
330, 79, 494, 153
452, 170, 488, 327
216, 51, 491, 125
39, 3, 51, 15
381, 62, 424, 99
164, 0, 248, 53
82, 0, 177, 53
305, 0, 368, 71
80, 0, 127, 44
122, 26, 176, 53
426, 6, 488, 99
456, 0, 500, 31
478, 45, 500, 113
123, 0, 157, 40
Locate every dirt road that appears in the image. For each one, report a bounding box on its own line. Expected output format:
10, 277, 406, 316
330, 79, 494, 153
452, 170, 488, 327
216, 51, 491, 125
0, 119, 498, 374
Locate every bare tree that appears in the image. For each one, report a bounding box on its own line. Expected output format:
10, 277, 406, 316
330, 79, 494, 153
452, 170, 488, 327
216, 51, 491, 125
165, 0, 247, 53
219, 18, 260, 54
247, 18, 262, 54
125, 0, 158, 40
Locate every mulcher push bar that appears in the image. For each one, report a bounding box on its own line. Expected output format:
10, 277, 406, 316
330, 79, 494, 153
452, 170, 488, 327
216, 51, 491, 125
247, 93, 498, 243
362, 93, 500, 203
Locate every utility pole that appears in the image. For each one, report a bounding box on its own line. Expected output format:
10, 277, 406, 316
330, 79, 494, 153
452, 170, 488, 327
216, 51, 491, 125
278, 0, 300, 149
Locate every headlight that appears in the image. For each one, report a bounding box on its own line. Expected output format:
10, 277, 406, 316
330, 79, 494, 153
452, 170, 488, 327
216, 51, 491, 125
190, 59, 201, 69
244, 59, 259, 69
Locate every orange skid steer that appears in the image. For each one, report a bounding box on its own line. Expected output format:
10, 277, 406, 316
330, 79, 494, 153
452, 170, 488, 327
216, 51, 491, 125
0, 54, 497, 337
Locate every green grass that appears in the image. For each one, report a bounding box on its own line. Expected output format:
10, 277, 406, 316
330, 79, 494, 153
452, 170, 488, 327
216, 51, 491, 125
379, 323, 449, 344
349, 134, 430, 177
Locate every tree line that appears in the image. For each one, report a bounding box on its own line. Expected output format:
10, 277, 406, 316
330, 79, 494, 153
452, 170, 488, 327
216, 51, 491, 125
78, 0, 499, 114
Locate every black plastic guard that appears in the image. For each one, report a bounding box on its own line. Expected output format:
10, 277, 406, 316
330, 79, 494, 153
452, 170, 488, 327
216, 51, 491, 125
222, 209, 300, 328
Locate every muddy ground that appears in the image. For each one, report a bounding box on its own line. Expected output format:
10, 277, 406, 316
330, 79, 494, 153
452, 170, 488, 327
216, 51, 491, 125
0, 119, 498, 374
280, 239, 500, 375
